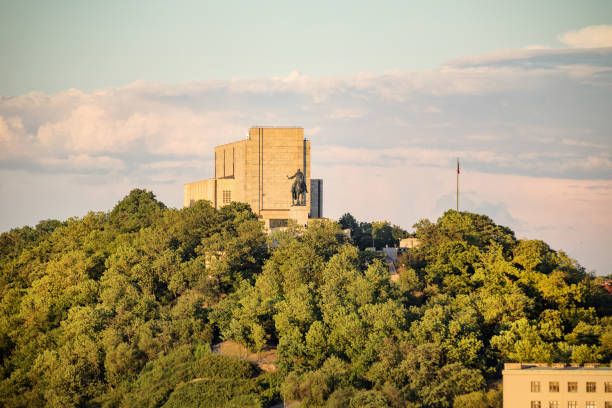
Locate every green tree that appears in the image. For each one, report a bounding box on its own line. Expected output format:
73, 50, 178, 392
109, 189, 166, 233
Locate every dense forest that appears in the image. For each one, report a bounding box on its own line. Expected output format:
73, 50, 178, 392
0, 189, 610, 408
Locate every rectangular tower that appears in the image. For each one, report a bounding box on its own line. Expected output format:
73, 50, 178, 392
310, 179, 323, 218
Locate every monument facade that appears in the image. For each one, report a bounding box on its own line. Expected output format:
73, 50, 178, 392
184, 127, 323, 229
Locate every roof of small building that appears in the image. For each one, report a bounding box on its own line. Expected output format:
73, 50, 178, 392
504, 363, 612, 371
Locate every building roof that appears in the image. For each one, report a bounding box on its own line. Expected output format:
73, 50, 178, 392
503, 363, 612, 371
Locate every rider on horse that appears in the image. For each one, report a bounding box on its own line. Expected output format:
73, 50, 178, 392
287, 168, 307, 205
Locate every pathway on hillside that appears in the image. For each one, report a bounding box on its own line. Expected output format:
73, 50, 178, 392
212, 340, 277, 372
211, 341, 289, 407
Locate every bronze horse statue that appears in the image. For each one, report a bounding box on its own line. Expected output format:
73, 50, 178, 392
287, 168, 307, 206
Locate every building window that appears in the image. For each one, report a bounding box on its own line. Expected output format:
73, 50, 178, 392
568, 382, 577, 392
549, 382, 559, 392
549, 402, 559, 408
531, 402, 542, 408
568, 402, 577, 408
587, 382, 597, 392
606, 382, 612, 392
605, 402, 612, 408
222, 190, 231, 204
586, 402, 596, 408
531, 381, 541, 392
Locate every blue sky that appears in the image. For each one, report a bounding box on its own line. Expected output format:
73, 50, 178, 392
1, 1, 612, 274
1, 0, 612, 95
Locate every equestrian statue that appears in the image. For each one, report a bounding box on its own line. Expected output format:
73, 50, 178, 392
287, 168, 307, 206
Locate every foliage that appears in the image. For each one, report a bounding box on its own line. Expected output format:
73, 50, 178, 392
339, 213, 408, 250
0, 191, 272, 407
0, 193, 609, 408
120, 345, 261, 408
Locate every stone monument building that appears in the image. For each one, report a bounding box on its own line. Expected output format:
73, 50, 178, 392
184, 127, 323, 229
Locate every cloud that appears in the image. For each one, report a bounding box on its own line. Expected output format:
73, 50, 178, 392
464, 133, 506, 142
327, 108, 365, 120
558, 25, 612, 48
2, 41, 612, 274
0, 115, 23, 145
449, 47, 612, 74
39, 154, 126, 173
36, 106, 244, 156
523, 45, 554, 50
314, 145, 612, 178
2, 45, 611, 181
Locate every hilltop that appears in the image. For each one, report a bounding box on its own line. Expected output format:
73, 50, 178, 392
0, 189, 610, 408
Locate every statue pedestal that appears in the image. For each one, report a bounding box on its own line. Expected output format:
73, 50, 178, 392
288, 205, 309, 227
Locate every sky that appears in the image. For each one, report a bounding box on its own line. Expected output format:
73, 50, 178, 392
1, 1, 611, 274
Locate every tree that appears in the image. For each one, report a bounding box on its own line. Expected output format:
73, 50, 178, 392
1, 193, 609, 408
372, 221, 394, 249
109, 189, 166, 233
338, 213, 358, 232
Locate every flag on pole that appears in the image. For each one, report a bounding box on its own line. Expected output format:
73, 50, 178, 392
456, 158, 460, 211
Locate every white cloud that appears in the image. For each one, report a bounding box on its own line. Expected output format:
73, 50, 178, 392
141, 160, 208, 170
523, 45, 553, 50
2, 46, 611, 180
306, 126, 321, 135
314, 145, 612, 176
0, 115, 23, 145
464, 133, 506, 142
558, 25, 612, 48
327, 108, 365, 120
1, 44, 612, 274
36, 106, 243, 156
562, 138, 609, 149
38, 154, 126, 172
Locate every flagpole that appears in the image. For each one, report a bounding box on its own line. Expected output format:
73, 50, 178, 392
456, 158, 459, 211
